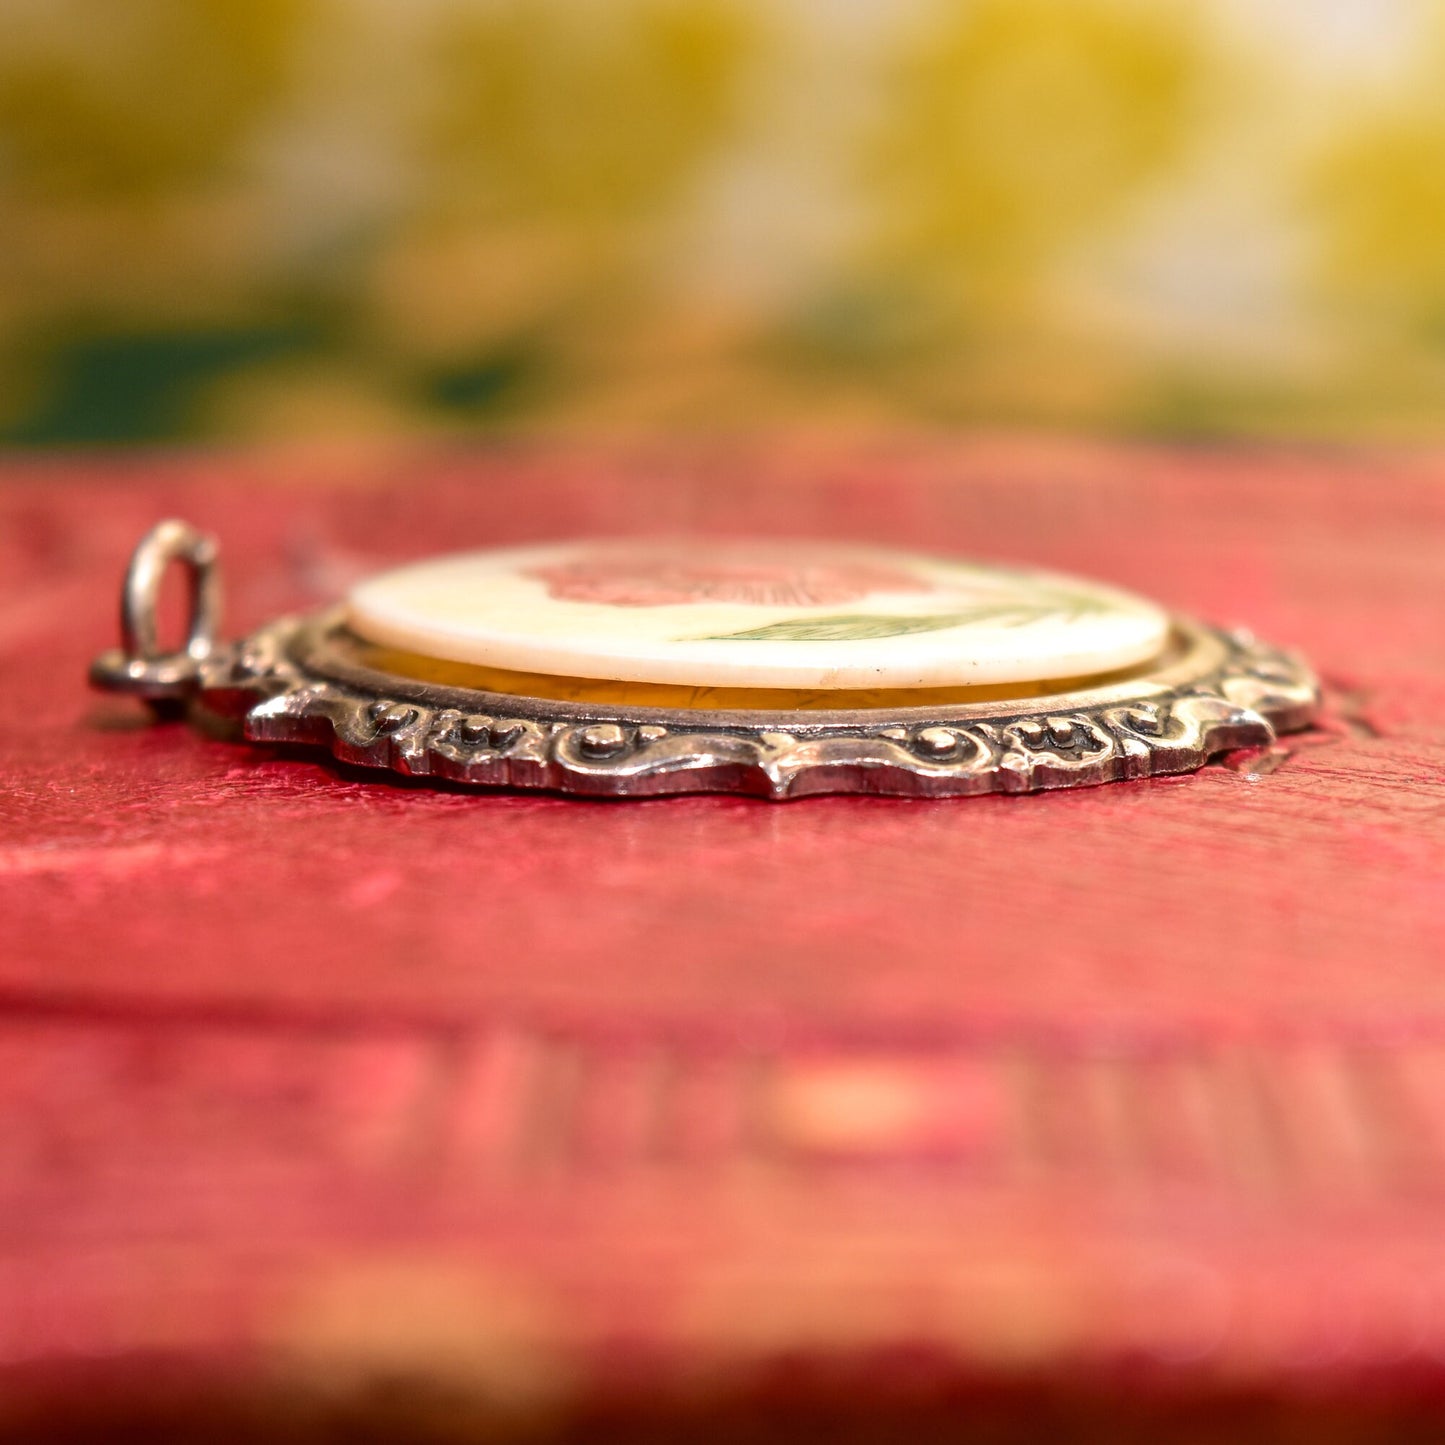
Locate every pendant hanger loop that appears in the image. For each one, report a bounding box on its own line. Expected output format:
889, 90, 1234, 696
89, 519, 222, 703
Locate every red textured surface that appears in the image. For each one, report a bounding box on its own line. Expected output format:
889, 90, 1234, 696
3, 437, 1445, 1440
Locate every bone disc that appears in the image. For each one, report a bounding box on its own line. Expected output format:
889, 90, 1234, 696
346, 540, 1171, 690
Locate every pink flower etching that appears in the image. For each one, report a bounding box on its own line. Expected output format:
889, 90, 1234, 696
525, 548, 931, 608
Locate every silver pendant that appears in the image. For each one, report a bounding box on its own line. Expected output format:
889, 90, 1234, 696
90, 520, 1319, 800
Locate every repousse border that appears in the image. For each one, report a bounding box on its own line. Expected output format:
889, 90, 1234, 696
192, 609, 1319, 799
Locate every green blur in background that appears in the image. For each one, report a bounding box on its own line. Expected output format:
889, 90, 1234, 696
1, 0, 1444, 446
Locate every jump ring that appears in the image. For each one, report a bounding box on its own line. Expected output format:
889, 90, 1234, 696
89, 519, 223, 701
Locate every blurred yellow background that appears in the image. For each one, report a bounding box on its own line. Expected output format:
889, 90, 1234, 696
2, 0, 1443, 445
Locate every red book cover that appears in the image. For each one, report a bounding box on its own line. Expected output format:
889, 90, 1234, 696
3, 438, 1444, 1439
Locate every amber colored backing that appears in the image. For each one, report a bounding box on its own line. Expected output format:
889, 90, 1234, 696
352, 639, 1154, 711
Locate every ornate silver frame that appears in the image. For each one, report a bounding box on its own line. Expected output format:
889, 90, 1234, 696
91, 521, 1319, 800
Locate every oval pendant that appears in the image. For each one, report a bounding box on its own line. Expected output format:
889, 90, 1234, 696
90, 522, 1318, 800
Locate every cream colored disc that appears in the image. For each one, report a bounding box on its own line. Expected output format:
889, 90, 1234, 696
345, 540, 1170, 690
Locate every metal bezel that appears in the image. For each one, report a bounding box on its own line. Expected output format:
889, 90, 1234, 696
197, 609, 1317, 799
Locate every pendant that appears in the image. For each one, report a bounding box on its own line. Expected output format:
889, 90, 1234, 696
89, 521, 1318, 800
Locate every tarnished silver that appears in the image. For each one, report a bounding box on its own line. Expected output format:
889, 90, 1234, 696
88, 519, 222, 702
90, 522, 1319, 800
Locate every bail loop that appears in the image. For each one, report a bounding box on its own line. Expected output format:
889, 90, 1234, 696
89, 520, 223, 703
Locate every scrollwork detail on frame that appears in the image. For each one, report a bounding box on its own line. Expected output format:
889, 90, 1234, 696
202, 614, 1317, 800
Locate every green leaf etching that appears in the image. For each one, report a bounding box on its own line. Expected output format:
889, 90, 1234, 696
695, 612, 977, 642
693, 594, 1110, 643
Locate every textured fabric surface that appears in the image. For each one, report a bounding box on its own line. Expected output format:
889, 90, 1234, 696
2, 438, 1445, 1440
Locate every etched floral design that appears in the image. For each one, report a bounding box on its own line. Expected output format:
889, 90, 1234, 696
695, 583, 1115, 642
525, 549, 930, 608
